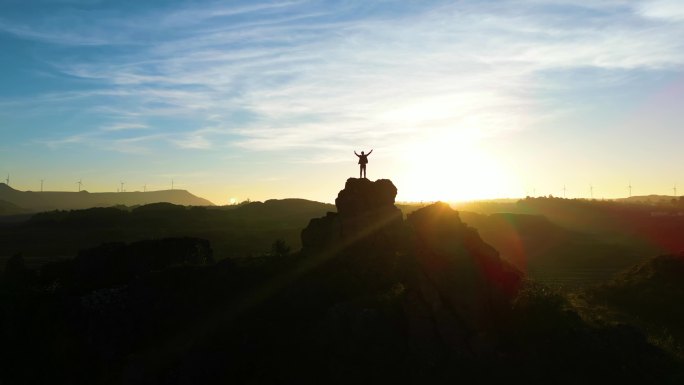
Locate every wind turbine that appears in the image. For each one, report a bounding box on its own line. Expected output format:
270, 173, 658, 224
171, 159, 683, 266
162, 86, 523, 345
628, 182, 633, 198
674, 184, 678, 198
590, 184, 594, 199
77, 179, 83, 192
171, 179, 174, 190
5, 174, 9, 187
40, 179, 44, 192
143, 184, 147, 193
563, 185, 567, 199
120, 181, 125, 193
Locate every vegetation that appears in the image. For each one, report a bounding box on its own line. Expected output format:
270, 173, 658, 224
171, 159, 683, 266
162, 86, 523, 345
0, 199, 334, 265
589, 253, 684, 358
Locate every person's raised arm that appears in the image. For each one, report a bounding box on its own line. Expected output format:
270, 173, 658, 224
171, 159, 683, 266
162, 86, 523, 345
354, 151, 360, 157
367, 149, 373, 155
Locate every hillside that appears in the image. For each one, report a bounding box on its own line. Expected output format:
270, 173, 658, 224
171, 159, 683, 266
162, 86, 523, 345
0, 183, 214, 212
458, 211, 645, 287
395, 198, 684, 289
0, 199, 28, 215
400, 201, 666, 287
0, 199, 335, 263
590, 253, 684, 347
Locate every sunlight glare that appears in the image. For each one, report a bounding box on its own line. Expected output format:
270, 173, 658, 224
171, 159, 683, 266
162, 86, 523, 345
397, 127, 513, 202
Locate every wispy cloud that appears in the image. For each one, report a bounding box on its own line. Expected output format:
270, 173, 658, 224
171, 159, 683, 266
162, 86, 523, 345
109, 134, 167, 154
42, 129, 167, 154
0, 19, 115, 45
637, 0, 684, 21
172, 134, 213, 150
42, 133, 92, 149
6, 0, 684, 155
100, 122, 149, 132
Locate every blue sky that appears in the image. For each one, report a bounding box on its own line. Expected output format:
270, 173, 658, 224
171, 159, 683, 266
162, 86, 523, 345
1, 0, 684, 204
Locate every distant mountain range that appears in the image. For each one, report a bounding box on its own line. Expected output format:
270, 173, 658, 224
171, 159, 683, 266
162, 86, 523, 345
616, 194, 680, 204
0, 183, 213, 212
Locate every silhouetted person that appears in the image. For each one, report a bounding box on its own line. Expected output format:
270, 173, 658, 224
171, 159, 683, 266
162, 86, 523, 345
354, 149, 373, 178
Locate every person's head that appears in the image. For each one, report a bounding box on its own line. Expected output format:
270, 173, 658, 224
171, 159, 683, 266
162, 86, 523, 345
361, 151, 365, 155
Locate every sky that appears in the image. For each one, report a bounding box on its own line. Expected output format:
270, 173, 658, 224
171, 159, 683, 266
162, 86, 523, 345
1, 0, 683, 204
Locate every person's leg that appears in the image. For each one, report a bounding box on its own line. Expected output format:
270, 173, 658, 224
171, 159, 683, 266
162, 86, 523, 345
359, 165, 363, 178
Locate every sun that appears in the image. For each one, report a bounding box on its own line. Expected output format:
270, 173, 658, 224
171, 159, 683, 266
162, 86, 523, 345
396, 129, 513, 202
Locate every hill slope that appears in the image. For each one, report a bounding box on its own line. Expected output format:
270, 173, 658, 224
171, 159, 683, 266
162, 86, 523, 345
617, 195, 679, 204
0, 183, 213, 211
0, 199, 28, 215
591, 253, 684, 345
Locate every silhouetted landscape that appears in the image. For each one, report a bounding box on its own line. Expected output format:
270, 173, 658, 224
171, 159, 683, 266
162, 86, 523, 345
3, 1, 684, 383
2, 178, 683, 384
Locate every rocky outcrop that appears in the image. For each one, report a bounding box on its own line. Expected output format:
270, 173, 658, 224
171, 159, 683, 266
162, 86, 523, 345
301, 178, 403, 253
301, 179, 522, 338
300, 212, 343, 253
406, 202, 522, 333
334, 178, 398, 216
